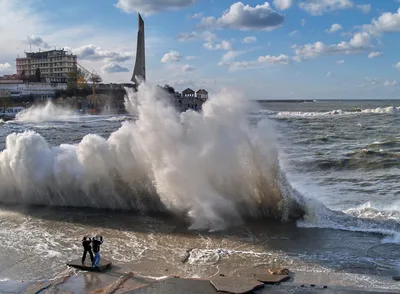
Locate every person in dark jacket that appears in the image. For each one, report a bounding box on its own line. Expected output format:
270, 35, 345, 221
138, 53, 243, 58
92, 235, 103, 267
81, 236, 94, 265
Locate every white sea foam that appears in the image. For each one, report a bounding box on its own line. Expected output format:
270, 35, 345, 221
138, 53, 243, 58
298, 200, 400, 243
0, 83, 302, 231
274, 106, 400, 118
15, 101, 79, 123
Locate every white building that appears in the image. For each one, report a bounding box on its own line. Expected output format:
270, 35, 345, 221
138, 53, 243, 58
16, 49, 77, 83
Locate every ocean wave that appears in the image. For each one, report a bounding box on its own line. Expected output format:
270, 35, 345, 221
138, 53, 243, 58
300, 149, 400, 171
273, 106, 400, 118
298, 200, 400, 243
0, 84, 304, 231
104, 115, 134, 122
367, 139, 400, 149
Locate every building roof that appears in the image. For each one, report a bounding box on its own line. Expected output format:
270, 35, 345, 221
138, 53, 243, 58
182, 88, 195, 93
196, 89, 208, 94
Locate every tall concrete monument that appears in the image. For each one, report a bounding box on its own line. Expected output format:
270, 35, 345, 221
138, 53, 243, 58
131, 13, 145, 86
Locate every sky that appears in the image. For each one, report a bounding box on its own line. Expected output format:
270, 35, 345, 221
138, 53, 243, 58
0, 0, 400, 99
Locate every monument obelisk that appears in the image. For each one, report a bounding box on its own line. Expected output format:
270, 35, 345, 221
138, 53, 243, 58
131, 13, 145, 86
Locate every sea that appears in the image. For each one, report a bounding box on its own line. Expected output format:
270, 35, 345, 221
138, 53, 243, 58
0, 85, 399, 291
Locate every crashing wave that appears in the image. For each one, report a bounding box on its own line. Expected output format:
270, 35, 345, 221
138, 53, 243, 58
0, 83, 304, 230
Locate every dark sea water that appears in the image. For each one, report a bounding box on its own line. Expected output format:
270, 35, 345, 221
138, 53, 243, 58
0, 93, 399, 291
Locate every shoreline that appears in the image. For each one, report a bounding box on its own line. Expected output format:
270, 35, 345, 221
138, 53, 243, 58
1, 264, 399, 293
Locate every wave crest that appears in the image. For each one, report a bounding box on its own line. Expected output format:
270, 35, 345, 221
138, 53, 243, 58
0, 84, 304, 230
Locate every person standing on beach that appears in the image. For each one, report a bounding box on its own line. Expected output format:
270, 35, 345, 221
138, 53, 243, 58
92, 235, 103, 267
81, 236, 94, 265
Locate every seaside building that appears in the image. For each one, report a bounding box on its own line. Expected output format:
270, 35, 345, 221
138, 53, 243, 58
16, 49, 77, 83
0, 80, 66, 102
169, 87, 208, 111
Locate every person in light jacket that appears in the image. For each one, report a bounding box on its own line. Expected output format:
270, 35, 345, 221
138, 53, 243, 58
92, 235, 103, 267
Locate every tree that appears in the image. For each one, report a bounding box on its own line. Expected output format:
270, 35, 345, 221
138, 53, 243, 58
89, 73, 102, 84
66, 68, 88, 96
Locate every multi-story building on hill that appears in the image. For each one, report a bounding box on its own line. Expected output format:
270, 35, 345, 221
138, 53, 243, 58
16, 49, 77, 83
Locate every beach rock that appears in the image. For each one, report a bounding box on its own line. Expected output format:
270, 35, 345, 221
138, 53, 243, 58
393, 276, 400, 281
210, 276, 263, 294
267, 267, 290, 275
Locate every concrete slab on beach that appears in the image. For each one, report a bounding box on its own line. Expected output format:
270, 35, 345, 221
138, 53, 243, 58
210, 276, 264, 293
0, 273, 399, 294
66, 258, 112, 272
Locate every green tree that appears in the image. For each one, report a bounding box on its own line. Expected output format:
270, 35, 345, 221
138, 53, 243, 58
89, 73, 102, 84
66, 68, 88, 96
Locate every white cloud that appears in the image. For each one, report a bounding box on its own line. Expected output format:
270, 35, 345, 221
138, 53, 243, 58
204, 40, 233, 51
299, 0, 354, 16
357, 4, 370, 14
358, 77, 381, 88
182, 64, 196, 72
273, 0, 293, 10
177, 30, 217, 42
325, 24, 343, 33
289, 30, 299, 37
243, 36, 257, 43
191, 12, 203, 19
161, 51, 182, 63
394, 62, 400, 70
0, 62, 12, 71
368, 52, 382, 58
178, 31, 198, 42
219, 54, 290, 70
337, 60, 344, 64
326, 71, 332, 77
301, 18, 306, 27
384, 80, 398, 86
365, 77, 380, 85
349, 32, 370, 47
186, 56, 196, 60
293, 32, 371, 61
221, 51, 241, 62
200, 2, 284, 31
101, 63, 130, 73
364, 8, 400, 35
202, 31, 218, 42
116, 0, 197, 15
258, 55, 290, 64
72, 44, 134, 62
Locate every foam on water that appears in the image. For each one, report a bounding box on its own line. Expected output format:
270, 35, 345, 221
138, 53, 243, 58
273, 106, 400, 118
0, 83, 303, 231
298, 199, 400, 243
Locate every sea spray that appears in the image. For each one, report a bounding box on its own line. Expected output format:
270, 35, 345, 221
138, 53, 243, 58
0, 83, 303, 230
15, 100, 78, 123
